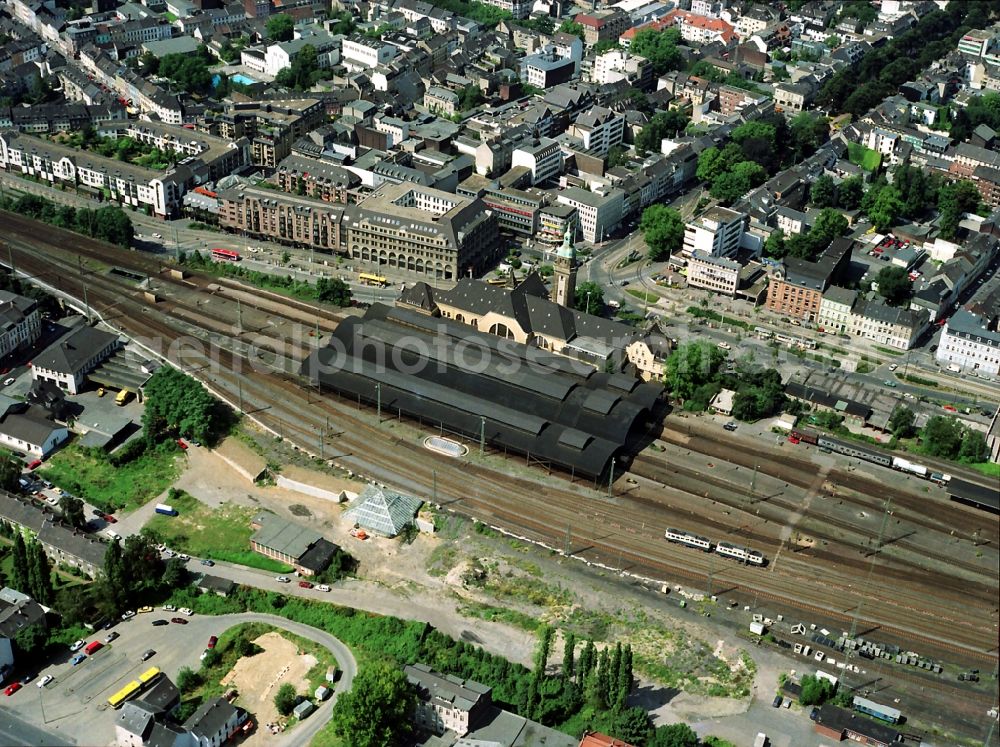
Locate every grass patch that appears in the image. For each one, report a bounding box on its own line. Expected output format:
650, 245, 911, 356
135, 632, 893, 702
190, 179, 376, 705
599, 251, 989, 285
873, 345, 904, 357
426, 544, 459, 578
145, 491, 293, 573
625, 288, 659, 304
898, 373, 938, 388
687, 306, 751, 330
39, 442, 183, 512
970, 462, 1000, 478
848, 142, 882, 171
856, 361, 874, 374
456, 601, 542, 632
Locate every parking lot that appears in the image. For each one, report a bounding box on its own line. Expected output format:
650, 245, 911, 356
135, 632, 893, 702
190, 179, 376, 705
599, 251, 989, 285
6, 610, 236, 745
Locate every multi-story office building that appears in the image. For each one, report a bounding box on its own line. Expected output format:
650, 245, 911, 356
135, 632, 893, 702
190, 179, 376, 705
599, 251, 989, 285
937, 308, 1000, 375
217, 184, 347, 252
570, 107, 625, 157
341, 36, 397, 71
576, 9, 630, 47
556, 186, 624, 243
686, 252, 740, 295
511, 137, 562, 186
345, 182, 501, 280
537, 203, 578, 246
480, 185, 543, 236
682, 207, 747, 259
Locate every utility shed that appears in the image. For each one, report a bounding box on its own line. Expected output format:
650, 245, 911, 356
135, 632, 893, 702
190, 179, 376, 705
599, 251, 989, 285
293, 701, 315, 720
343, 485, 423, 538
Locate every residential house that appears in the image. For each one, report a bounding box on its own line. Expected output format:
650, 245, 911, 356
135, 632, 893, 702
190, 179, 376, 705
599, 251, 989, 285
765, 237, 853, 321
0, 291, 40, 360
405, 663, 492, 736
848, 297, 929, 351
818, 286, 857, 334
937, 308, 1000, 376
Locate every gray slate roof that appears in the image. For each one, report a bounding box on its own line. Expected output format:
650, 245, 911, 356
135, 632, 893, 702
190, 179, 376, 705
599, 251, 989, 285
33, 325, 119, 376
250, 513, 321, 559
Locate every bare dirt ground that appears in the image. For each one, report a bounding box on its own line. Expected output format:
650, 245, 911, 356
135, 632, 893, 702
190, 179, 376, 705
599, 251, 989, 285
221, 632, 316, 745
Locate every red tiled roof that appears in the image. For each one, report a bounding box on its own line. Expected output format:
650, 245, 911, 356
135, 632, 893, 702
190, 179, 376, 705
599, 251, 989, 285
579, 733, 636, 747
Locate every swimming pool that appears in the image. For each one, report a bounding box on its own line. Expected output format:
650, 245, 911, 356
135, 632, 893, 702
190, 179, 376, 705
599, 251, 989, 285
231, 73, 258, 86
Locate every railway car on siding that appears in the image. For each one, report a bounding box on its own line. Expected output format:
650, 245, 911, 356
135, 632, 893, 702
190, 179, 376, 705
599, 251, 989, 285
716, 541, 765, 566
790, 428, 819, 445
664, 527, 712, 550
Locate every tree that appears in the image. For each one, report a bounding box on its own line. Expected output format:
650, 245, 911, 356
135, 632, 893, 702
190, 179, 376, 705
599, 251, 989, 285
629, 27, 683, 75
697, 147, 728, 184
864, 185, 903, 232
665, 342, 725, 402
921, 415, 964, 458
557, 20, 584, 39
811, 208, 849, 243
11, 533, 29, 594
731, 368, 785, 422
635, 109, 689, 154
889, 406, 916, 438
838, 176, 864, 210
161, 557, 188, 589
640, 205, 685, 261
274, 683, 299, 716
875, 266, 912, 306
315, 277, 352, 306
799, 674, 835, 705
764, 230, 786, 258
275, 44, 321, 91
266, 13, 295, 41
561, 631, 575, 682
959, 431, 989, 463
100, 539, 129, 613
176, 666, 201, 692
0, 450, 20, 492
649, 723, 700, 747
574, 282, 604, 315
330, 661, 416, 747
810, 175, 837, 208
13, 622, 47, 658
92, 206, 134, 248
142, 366, 222, 444
458, 84, 484, 112
29, 541, 54, 605
59, 494, 86, 529
937, 180, 981, 241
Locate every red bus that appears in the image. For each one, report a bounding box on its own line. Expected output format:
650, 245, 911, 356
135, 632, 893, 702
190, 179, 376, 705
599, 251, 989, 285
211, 248, 241, 262
84, 641, 104, 655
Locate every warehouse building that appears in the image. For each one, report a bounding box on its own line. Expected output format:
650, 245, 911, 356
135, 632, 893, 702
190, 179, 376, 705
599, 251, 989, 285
249, 513, 340, 576
301, 304, 662, 479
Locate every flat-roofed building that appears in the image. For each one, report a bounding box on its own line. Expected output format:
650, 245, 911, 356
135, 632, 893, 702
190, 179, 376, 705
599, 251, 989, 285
556, 186, 624, 243
686, 251, 740, 295
682, 206, 747, 259
201, 98, 325, 168
346, 181, 501, 280
512, 137, 562, 186
537, 203, 578, 246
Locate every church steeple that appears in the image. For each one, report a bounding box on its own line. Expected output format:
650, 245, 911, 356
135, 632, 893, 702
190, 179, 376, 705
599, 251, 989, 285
552, 221, 577, 308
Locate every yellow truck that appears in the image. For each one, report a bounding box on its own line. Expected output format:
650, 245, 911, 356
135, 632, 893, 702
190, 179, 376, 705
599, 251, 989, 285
115, 389, 131, 406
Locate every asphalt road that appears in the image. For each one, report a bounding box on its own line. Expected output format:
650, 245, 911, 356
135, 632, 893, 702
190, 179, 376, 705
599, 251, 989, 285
0, 709, 68, 747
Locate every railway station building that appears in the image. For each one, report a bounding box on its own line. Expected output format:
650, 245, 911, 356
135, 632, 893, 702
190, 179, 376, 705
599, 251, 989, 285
301, 303, 663, 479
811, 704, 901, 747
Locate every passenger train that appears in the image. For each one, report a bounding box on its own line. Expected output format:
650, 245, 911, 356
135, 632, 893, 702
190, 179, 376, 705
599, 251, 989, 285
664, 528, 766, 566
789, 428, 952, 485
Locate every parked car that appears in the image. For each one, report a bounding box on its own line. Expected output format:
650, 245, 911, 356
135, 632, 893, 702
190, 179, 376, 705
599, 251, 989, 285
2, 378, 15, 386
276, 576, 291, 583
723, 422, 738, 432
26, 459, 41, 470
200, 559, 215, 567
37, 675, 53, 688
151, 619, 168, 627
176, 439, 188, 450
69, 640, 85, 652
4, 682, 22, 696
141, 649, 156, 661
103, 632, 119, 643
178, 608, 193, 616
137, 606, 153, 613
317, 585, 331, 592
70, 654, 86, 666
888, 364, 898, 371
207, 636, 218, 649
121, 610, 135, 620
19, 674, 32, 685
170, 617, 188, 625
103, 514, 117, 524
163, 604, 176, 611
772, 695, 782, 708
298, 581, 314, 589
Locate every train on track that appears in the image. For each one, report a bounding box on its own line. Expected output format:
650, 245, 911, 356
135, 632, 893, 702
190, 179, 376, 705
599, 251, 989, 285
789, 428, 952, 485
664, 528, 766, 566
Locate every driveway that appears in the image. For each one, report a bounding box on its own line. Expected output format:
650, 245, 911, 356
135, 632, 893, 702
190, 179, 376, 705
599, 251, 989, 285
2, 611, 355, 747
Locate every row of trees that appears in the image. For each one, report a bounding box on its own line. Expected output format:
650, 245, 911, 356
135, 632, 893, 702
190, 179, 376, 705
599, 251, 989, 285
4, 194, 134, 249
142, 366, 227, 446
10, 533, 55, 606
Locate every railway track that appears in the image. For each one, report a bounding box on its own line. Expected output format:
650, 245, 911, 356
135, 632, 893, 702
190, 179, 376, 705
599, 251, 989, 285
4, 215, 997, 669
